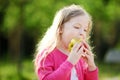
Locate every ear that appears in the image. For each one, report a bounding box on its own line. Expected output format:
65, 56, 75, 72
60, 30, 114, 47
59, 30, 63, 34
58, 26, 63, 34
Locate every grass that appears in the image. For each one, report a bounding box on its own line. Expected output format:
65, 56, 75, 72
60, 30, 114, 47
0, 59, 37, 80
98, 62, 120, 80
0, 59, 120, 80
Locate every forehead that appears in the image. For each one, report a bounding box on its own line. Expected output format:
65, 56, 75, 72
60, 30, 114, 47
68, 15, 90, 27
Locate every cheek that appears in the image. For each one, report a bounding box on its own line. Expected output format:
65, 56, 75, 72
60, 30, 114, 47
61, 27, 78, 47
62, 34, 80, 49
61, 33, 72, 48
61, 34, 71, 46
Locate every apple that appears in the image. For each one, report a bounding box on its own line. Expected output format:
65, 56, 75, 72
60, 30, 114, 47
68, 38, 82, 52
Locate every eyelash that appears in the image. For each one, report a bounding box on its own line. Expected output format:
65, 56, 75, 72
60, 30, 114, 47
74, 26, 80, 29
84, 29, 87, 32
74, 26, 88, 32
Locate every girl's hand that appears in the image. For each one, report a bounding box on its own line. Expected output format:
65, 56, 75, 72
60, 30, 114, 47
82, 41, 96, 71
67, 40, 96, 71
67, 42, 85, 65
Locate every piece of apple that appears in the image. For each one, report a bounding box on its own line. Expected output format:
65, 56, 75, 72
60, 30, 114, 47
68, 38, 82, 52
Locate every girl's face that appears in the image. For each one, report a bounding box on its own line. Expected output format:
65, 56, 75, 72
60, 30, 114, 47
60, 15, 90, 49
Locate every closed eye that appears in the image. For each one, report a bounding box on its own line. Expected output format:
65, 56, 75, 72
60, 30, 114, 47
84, 29, 87, 32
84, 28, 88, 32
74, 26, 80, 29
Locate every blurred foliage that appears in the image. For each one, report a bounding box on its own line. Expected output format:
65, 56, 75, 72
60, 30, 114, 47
0, 0, 120, 61
0, 60, 37, 80
0, 60, 120, 80
0, 0, 120, 80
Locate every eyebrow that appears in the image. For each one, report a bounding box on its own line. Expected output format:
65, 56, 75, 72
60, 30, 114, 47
73, 23, 82, 27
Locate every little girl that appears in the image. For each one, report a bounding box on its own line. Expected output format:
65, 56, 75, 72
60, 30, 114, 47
34, 4, 98, 80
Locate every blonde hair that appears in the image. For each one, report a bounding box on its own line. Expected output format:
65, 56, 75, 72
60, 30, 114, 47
34, 4, 92, 69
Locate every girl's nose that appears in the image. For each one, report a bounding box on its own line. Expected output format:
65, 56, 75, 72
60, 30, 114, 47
79, 29, 84, 35
79, 29, 85, 39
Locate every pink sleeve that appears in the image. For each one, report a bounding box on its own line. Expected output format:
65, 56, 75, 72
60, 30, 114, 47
81, 59, 99, 80
37, 53, 73, 80
84, 67, 99, 80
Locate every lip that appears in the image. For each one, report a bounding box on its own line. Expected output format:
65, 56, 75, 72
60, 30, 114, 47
78, 36, 84, 40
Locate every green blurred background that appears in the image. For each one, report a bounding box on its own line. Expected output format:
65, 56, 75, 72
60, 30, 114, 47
0, 0, 120, 80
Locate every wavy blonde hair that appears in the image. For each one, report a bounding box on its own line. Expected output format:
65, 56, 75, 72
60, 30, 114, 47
34, 4, 92, 69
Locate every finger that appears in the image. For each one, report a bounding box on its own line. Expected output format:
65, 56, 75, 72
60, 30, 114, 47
83, 47, 89, 54
81, 53, 86, 57
82, 41, 91, 50
83, 46, 94, 56
72, 42, 79, 51
73, 42, 82, 52
81, 53, 87, 61
84, 51, 88, 55
77, 46, 84, 55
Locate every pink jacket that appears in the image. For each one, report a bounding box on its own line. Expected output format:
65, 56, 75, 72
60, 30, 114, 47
36, 48, 98, 80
